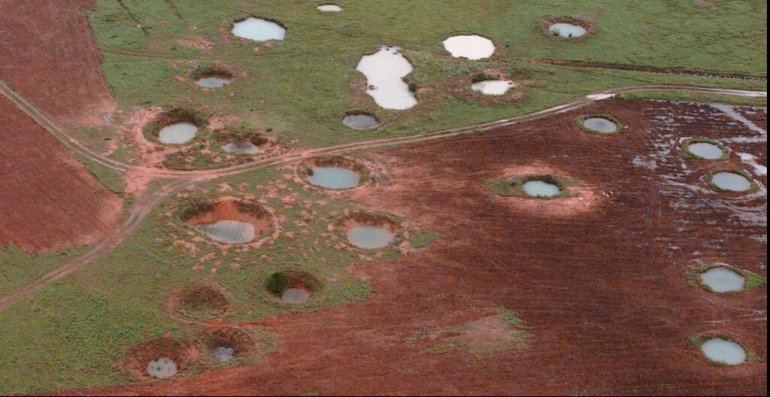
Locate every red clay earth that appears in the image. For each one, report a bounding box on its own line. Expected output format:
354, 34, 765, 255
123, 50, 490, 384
69, 99, 766, 395
0, 97, 121, 253
0, 0, 115, 128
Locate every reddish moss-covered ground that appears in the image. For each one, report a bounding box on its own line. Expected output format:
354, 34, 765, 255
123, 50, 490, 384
72, 100, 766, 395
0, 0, 115, 128
0, 97, 121, 252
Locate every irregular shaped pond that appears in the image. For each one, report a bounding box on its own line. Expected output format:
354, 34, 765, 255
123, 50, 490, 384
158, 122, 198, 144
582, 117, 619, 134
522, 180, 561, 198
306, 166, 361, 189
549, 23, 587, 38
347, 225, 394, 249
687, 142, 724, 160
442, 35, 495, 60
701, 338, 747, 365
196, 77, 232, 89
343, 114, 379, 130
195, 220, 256, 244
317, 4, 342, 12
471, 80, 514, 96
213, 346, 235, 363
281, 288, 310, 304
146, 358, 178, 379
232, 17, 285, 42
699, 267, 745, 293
711, 172, 753, 192
221, 141, 263, 155
356, 46, 417, 110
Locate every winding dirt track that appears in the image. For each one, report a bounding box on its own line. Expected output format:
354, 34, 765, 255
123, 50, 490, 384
0, 80, 765, 313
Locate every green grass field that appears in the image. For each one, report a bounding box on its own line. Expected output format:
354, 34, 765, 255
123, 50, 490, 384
87, 0, 766, 153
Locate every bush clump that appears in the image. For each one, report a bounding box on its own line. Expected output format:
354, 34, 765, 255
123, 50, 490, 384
266, 272, 290, 295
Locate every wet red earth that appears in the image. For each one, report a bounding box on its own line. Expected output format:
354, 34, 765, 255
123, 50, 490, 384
0, 97, 121, 253
70, 99, 766, 395
0, 0, 115, 128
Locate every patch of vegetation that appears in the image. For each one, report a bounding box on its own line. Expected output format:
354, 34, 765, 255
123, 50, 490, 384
75, 154, 126, 195
408, 230, 440, 249
0, 245, 90, 297
266, 272, 290, 295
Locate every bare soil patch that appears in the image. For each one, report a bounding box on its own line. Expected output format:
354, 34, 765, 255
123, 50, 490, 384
0, 97, 121, 252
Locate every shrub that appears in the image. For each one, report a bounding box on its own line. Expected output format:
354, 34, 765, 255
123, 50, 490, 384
266, 272, 290, 295
408, 82, 418, 93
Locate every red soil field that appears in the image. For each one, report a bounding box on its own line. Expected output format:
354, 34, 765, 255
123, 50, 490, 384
77, 100, 766, 395
0, 96, 121, 253
0, 0, 115, 128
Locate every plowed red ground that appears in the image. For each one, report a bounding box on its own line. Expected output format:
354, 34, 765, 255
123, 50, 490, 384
0, 0, 115, 128
0, 96, 121, 252
75, 100, 766, 395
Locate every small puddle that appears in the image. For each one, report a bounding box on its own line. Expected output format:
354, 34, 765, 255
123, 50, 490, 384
317, 4, 342, 12
356, 46, 417, 110
443, 35, 495, 60
232, 17, 286, 42
687, 142, 724, 160
471, 80, 514, 96
146, 358, 178, 379
347, 225, 394, 249
213, 346, 235, 363
221, 141, 263, 155
549, 23, 587, 38
711, 171, 753, 192
306, 166, 361, 189
343, 113, 379, 130
701, 338, 747, 365
196, 77, 232, 89
699, 267, 745, 293
281, 288, 310, 304
158, 122, 198, 144
522, 180, 561, 198
582, 117, 619, 134
195, 220, 256, 244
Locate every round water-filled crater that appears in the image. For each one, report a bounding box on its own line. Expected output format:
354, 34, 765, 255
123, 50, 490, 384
265, 269, 322, 304
541, 17, 593, 39
231, 16, 286, 42
298, 156, 368, 190
145, 108, 208, 145
217, 128, 270, 155
491, 174, 570, 199
119, 337, 197, 380
180, 197, 272, 244
576, 114, 622, 135
681, 138, 728, 160
340, 212, 401, 250
707, 170, 757, 193
192, 65, 235, 89
342, 112, 380, 130
201, 328, 255, 363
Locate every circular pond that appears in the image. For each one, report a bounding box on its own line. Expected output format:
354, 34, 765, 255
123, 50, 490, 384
306, 167, 361, 189
582, 117, 619, 134
347, 225, 395, 249
699, 267, 745, 293
182, 198, 271, 244
281, 288, 310, 304
710, 172, 753, 192
549, 23, 587, 38
221, 141, 262, 155
232, 17, 285, 42
213, 346, 235, 363
522, 180, 561, 198
442, 35, 495, 60
343, 113, 379, 130
317, 4, 342, 12
686, 142, 725, 160
146, 358, 178, 379
471, 80, 514, 96
158, 122, 198, 144
196, 77, 232, 89
701, 338, 747, 365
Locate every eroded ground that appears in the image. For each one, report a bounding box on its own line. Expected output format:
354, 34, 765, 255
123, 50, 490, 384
74, 100, 766, 395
